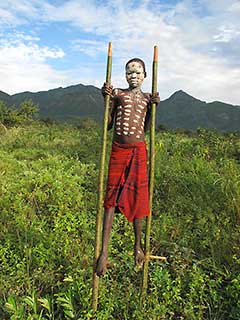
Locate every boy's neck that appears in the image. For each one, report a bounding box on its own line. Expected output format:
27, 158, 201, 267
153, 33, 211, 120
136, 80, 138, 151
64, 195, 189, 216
128, 86, 142, 94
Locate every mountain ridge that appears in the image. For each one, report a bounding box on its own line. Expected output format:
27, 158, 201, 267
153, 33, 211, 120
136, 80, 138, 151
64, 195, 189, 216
0, 84, 239, 131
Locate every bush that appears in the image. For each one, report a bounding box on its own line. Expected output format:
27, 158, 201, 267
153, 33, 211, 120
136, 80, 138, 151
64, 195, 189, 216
0, 99, 39, 127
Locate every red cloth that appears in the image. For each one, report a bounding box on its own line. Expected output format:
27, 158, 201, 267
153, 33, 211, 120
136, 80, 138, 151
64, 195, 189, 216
104, 141, 150, 222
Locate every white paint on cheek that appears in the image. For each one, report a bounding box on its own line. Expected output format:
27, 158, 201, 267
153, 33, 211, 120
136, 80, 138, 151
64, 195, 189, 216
123, 122, 129, 126
135, 114, 140, 119
133, 119, 138, 123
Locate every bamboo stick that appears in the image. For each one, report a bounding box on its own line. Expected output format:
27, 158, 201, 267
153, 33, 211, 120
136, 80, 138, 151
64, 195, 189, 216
92, 42, 112, 313
141, 46, 158, 299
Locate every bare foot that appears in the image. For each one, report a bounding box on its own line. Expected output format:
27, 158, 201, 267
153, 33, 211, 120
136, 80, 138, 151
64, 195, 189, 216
134, 245, 145, 268
96, 253, 108, 277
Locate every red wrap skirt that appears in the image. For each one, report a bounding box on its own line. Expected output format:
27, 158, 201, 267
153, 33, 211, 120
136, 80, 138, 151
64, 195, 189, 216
104, 141, 150, 222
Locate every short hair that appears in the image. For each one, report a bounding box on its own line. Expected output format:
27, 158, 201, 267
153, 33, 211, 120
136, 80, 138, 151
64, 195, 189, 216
125, 58, 147, 78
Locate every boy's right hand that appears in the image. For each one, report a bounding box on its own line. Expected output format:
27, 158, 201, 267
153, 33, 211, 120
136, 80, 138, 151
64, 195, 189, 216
101, 82, 113, 97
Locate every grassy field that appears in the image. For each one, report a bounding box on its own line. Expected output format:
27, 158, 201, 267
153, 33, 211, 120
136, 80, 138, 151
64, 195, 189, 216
0, 121, 239, 319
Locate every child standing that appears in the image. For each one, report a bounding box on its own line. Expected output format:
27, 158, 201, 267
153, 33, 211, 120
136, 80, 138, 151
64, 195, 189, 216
96, 58, 160, 276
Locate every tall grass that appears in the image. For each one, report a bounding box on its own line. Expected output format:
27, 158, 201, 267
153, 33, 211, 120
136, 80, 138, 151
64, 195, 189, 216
0, 122, 239, 319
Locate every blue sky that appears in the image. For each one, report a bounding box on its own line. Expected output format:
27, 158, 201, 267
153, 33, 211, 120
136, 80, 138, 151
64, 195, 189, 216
0, 0, 239, 105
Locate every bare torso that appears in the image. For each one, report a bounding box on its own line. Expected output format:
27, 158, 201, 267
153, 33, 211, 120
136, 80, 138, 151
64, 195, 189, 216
110, 88, 150, 143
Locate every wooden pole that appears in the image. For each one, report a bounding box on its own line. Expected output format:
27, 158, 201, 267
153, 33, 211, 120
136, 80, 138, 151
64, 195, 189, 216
141, 46, 158, 299
92, 42, 112, 313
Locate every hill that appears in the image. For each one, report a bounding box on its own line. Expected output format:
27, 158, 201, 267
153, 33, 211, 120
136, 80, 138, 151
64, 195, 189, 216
1, 85, 240, 131
158, 90, 240, 131
9, 84, 104, 122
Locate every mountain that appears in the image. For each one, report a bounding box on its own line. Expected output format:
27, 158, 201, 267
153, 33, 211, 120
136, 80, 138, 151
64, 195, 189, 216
0, 85, 240, 131
9, 84, 104, 122
158, 90, 240, 131
0, 91, 11, 105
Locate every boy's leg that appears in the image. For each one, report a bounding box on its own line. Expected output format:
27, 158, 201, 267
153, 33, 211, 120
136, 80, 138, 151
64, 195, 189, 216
96, 206, 115, 276
133, 217, 145, 266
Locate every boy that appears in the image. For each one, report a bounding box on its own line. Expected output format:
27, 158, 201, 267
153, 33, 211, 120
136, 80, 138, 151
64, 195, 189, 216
96, 58, 160, 276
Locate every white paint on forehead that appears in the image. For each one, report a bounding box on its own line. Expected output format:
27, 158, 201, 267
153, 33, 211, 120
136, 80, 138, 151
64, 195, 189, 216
126, 61, 144, 72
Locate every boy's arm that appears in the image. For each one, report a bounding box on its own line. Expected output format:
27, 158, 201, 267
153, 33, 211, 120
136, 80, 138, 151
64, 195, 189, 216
107, 95, 116, 130
144, 107, 151, 132
144, 92, 160, 131
101, 83, 116, 131
144, 93, 151, 132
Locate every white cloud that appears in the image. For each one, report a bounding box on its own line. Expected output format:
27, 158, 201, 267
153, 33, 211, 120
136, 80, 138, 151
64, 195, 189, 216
0, 33, 69, 94
71, 39, 107, 57
0, 7, 23, 25
213, 25, 240, 43
33, 0, 240, 104
0, 0, 239, 105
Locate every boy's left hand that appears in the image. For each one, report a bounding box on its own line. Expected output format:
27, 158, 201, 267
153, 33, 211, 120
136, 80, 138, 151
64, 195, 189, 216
150, 92, 160, 106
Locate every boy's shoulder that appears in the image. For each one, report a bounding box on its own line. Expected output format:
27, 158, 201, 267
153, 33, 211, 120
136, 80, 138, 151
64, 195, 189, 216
142, 92, 151, 100
112, 88, 128, 97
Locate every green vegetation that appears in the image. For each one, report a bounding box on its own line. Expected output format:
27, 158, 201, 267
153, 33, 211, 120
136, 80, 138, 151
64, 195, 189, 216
0, 117, 239, 319
0, 99, 38, 127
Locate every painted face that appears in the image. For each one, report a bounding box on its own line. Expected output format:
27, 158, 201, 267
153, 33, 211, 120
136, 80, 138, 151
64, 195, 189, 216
125, 61, 145, 89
